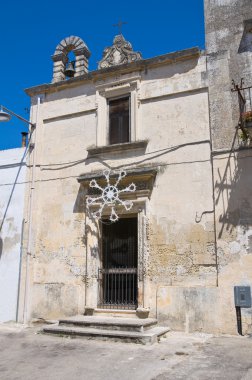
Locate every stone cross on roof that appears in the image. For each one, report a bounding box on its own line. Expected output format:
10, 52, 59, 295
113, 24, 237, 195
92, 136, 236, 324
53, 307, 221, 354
113, 20, 127, 35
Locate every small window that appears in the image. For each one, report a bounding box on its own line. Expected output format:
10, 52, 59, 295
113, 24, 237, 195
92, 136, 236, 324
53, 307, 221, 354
109, 96, 130, 145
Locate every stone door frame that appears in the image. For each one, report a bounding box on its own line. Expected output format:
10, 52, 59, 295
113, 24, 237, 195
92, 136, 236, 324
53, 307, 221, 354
84, 198, 149, 310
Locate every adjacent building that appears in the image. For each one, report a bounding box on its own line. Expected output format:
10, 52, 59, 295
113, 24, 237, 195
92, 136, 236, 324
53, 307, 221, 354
0, 147, 27, 322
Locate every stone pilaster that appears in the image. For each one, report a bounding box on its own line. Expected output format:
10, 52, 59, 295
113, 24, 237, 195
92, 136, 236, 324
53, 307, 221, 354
73, 47, 90, 77
52, 54, 68, 83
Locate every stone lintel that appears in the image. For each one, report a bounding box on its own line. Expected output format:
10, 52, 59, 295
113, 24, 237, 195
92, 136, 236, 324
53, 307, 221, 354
78, 166, 157, 183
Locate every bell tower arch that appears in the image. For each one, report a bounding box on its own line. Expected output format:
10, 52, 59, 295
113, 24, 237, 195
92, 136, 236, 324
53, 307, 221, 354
51, 36, 91, 83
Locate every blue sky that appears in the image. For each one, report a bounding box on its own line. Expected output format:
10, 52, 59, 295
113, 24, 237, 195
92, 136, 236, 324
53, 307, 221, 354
0, 0, 204, 150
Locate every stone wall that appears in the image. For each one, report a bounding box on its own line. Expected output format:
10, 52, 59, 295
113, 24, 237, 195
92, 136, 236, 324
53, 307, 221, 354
23, 53, 217, 325
205, 0, 252, 150
205, 0, 252, 334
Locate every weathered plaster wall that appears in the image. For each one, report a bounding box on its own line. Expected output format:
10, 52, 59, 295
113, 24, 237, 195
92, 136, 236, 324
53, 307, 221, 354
205, 0, 252, 150
212, 150, 252, 334
205, 0, 252, 334
0, 148, 26, 322
156, 286, 239, 334
24, 55, 217, 327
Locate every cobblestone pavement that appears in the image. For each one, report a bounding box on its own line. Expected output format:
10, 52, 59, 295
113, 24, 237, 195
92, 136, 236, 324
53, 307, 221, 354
0, 324, 251, 380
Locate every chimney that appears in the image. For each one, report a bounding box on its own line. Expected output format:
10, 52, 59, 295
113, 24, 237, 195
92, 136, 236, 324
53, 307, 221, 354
21, 132, 28, 147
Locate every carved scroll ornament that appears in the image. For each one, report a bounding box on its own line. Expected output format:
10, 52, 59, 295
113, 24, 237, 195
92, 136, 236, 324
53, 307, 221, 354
98, 35, 142, 69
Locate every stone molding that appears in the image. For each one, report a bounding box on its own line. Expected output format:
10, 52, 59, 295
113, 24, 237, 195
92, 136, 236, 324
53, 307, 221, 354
98, 34, 142, 69
26, 47, 200, 96
77, 167, 157, 199
86, 140, 148, 156
95, 75, 141, 147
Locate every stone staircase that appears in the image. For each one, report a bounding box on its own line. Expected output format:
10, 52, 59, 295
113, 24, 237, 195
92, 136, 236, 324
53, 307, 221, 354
42, 315, 170, 344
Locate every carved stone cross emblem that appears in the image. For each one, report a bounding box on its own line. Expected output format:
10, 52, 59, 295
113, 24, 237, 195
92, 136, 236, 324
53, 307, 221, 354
98, 35, 142, 69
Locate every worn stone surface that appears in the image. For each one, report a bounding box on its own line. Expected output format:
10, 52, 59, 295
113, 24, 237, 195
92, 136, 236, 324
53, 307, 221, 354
43, 316, 169, 344
155, 286, 244, 335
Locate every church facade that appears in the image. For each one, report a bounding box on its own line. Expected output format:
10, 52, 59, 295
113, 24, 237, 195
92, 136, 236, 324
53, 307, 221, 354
15, 0, 252, 334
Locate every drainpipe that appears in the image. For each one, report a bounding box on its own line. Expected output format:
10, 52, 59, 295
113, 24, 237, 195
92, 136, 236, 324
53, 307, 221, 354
16, 219, 25, 322
84, 204, 88, 308
206, 55, 219, 287
23, 95, 41, 324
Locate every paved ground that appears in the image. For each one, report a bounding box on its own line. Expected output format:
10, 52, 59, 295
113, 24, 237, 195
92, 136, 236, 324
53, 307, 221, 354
0, 324, 252, 380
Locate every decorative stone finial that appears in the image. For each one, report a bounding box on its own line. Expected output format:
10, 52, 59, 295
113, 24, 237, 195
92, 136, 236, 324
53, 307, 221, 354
98, 35, 142, 69
51, 36, 91, 83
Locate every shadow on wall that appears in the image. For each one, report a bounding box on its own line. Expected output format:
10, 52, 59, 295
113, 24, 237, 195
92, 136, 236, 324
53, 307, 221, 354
215, 129, 252, 244
238, 19, 252, 54
73, 184, 86, 213
74, 184, 100, 238
0, 237, 2, 259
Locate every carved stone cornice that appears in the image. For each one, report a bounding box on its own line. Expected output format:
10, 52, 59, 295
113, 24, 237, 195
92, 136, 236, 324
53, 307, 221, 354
77, 167, 157, 199
98, 34, 142, 69
25, 47, 200, 96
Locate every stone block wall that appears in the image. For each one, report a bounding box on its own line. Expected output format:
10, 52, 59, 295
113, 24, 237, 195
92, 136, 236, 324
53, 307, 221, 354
205, 0, 252, 335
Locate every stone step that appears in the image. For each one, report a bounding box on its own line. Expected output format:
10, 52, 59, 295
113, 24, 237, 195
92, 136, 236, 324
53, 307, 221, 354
43, 324, 170, 345
58, 316, 157, 332
93, 308, 137, 319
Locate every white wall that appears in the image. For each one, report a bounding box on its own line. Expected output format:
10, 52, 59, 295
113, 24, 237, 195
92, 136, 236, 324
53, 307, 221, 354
0, 148, 27, 322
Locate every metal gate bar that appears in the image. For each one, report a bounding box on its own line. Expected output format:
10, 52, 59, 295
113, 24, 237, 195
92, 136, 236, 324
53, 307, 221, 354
98, 268, 137, 309
98, 218, 138, 310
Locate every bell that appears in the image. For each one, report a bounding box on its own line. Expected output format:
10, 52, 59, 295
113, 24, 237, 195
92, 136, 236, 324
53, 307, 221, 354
64, 61, 76, 78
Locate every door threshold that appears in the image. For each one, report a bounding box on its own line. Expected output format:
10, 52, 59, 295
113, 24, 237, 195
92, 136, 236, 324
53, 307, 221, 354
94, 308, 137, 318
95, 308, 136, 313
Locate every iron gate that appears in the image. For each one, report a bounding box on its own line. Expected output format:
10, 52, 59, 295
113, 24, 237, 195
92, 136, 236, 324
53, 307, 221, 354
98, 217, 138, 309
